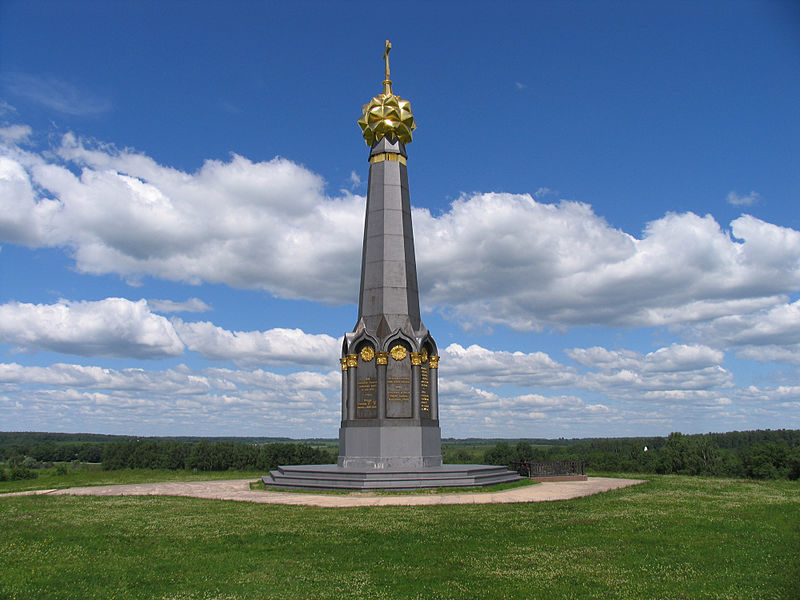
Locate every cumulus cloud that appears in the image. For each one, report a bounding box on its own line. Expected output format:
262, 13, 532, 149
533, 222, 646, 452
567, 344, 733, 395
684, 300, 800, 365
735, 345, 800, 366
2, 125, 800, 337
0, 297, 340, 368
438, 378, 614, 436
416, 200, 800, 330
688, 300, 800, 347
0, 361, 341, 437
0, 132, 364, 299
172, 319, 339, 368
442, 343, 578, 387
0, 347, 790, 437
568, 344, 725, 372
0, 298, 184, 358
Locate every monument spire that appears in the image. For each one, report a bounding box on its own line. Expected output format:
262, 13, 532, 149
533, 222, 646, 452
339, 40, 441, 469
261, 42, 520, 489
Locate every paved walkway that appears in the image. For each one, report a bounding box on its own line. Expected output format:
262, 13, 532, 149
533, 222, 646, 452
2, 477, 645, 507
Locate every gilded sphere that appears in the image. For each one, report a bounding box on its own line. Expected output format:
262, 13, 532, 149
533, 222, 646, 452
358, 92, 416, 146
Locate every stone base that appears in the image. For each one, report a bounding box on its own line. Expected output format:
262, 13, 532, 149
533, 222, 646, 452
337, 420, 442, 469
262, 464, 521, 491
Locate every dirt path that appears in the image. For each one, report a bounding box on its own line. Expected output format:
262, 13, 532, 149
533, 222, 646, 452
2, 476, 645, 507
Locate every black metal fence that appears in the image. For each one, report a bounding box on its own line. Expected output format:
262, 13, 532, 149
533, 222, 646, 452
512, 460, 586, 478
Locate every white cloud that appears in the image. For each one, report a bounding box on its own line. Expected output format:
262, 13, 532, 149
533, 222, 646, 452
735, 345, 800, 366
683, 300, 800, 365
688, 300, 800, 347
147, 298, 212, 314
568, 344, 724, 373
2, 126, 800, 337
567, 344, 733, 395
417, 201, 800, 330
0, 132, 364, 299
172, 319, 339, 368
0, 296, 341, 368
442, 343, 578, 387
0, 361, 340, 437
0, 298, 184, 358
0, 348, 793, 438
726, 190, 760, 206
0, 124, 31, 144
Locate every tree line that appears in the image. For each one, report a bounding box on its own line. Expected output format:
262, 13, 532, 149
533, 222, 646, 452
459, 430, 800, 480
3, 429, 799, 479
0, 438, 335, 473
101, 440, 335, 471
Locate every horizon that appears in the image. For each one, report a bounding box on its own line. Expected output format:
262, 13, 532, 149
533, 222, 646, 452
5, 427, 795, 442
1, 2, 799, 439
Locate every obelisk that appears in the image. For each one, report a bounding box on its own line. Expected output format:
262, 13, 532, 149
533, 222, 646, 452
261, 43, 521, 489
338, 40, 442, 469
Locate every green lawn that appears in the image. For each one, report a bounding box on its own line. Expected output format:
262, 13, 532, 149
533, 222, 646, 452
0, 467, 265, 495
1, 475, 798, 599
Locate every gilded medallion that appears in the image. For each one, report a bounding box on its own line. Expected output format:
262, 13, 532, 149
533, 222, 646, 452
420, 348, 429, 363
390, 345, 408, 361
360, 346, 375, 362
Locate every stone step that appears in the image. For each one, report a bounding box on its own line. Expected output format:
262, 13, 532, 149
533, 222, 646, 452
262, 463, 521, 491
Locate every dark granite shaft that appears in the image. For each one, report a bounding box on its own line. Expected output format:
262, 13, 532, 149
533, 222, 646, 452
357, 136, 421, 337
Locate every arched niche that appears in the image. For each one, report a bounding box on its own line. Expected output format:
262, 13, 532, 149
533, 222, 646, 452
354, 338, 378, 419
385, 338, 412, 418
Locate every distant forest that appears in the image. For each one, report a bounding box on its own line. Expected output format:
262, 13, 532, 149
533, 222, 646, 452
1, 429, 799, 480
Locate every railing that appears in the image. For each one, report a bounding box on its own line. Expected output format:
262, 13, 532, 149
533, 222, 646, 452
512, 460, 586, 478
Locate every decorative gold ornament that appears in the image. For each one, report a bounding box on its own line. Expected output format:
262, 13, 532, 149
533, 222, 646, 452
390, 345, 408, 361
429, 355, 439, 369
369, 152, 407, 165
420, 348, 429, 363
410, 352, 421, 366
340, 357, 348, 371
346, 354, 358, 368
360, 346, 375, 362
376, 352, 389, 365
358, 40, 416, 146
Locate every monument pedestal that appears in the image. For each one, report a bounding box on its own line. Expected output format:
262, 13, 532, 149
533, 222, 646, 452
338, 419, 442, 469
263, 463, 520, 491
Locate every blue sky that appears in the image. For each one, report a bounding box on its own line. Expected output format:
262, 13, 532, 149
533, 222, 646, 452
1, 1, 799, 438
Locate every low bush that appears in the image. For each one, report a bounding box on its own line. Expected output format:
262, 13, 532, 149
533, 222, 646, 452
8, 466, 38, 480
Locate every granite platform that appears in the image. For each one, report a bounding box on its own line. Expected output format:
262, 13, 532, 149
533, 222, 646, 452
262, 463, 521, 491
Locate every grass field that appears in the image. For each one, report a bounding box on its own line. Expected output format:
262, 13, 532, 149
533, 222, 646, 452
0, 467, 266, 495
1, 474, 798, 599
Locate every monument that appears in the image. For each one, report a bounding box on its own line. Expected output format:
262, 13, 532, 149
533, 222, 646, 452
263, 42, 520, 489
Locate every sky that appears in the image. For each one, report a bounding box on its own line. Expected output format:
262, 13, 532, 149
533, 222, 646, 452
1, 1, 799, 439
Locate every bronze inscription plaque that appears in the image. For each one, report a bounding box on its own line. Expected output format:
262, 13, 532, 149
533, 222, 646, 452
356, 350, 378, 418
420, 363, 430, 417
386, 347, 411, 418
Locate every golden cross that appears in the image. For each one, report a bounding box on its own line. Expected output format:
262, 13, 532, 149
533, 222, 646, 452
382, 40, 392, 82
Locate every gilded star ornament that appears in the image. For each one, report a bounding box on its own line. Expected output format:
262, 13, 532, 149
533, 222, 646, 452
358, 92, 416, 146
358, 40, 416, 146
